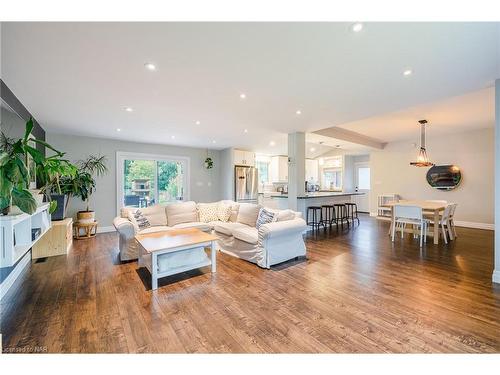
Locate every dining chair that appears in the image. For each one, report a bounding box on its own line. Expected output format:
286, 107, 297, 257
437, 204, 454, 244
448, 203, 458, 239
392, 205, 428, 247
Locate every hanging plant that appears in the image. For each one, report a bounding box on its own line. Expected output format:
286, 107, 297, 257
204, 156, 214, 169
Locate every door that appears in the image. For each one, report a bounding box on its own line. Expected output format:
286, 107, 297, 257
354, 162, 370, 213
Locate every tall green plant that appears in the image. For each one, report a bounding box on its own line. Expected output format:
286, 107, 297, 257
0, 118, 74, 215
61, 155, 107, 212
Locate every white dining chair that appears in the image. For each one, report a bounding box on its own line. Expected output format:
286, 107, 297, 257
448, 203, 458, 239
437, 204, 453, 244
392, 205, 428, 247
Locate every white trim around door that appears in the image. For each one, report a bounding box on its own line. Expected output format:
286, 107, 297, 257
116, 151, 190, 216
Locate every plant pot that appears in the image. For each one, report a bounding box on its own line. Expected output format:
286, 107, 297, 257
30, 189, 45, 206
77, 210, 95, 224
50, 194, 67, 221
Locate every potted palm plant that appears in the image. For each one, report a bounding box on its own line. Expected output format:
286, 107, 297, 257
61, 155, 107, 223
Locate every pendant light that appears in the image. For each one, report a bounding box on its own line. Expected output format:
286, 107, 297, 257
410, 119, 434, 167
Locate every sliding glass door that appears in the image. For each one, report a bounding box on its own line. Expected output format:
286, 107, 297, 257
117, 152, 189, 210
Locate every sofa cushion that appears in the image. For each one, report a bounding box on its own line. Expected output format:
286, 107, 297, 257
166, 201, 198, 226
197, 202, 219, 223
216, 202, 232, 222
220, 200, 239, 222
140, 204, 167, 227
138, 226, 172, 235
232, 226, 258, 244
129, 210, 151, 230
256, 207, 277, 229
172, 222, 212, 232
276, 209, 297, 222
121, 206, 137, 218
236, 203, 261, 227
213, 222, 248, 236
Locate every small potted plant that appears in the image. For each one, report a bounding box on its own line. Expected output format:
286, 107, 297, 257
61, 155, 107, 224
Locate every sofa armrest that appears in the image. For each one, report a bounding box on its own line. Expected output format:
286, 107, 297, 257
258, 218, 307, 240
113, 217, 136, 239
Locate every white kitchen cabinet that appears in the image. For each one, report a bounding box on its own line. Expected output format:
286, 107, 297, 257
233, 149, 255, 167
270, 156, 288, 182
305, 159, 319, 183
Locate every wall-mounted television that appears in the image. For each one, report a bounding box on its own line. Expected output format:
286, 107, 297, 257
426, 165, 462, 191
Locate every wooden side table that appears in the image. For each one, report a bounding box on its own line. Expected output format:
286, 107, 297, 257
32, 218, 73, 259
74, 221, 98, 240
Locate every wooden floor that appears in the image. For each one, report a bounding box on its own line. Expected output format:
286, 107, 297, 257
1, 215, 499, 353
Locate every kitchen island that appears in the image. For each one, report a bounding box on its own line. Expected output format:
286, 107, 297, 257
270, 192, 365, 221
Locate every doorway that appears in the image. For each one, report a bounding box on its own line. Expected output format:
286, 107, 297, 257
354, 162, 370, 213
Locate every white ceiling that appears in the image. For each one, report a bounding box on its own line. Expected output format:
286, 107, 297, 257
1, 22, 499, 153
335, 87, 495, 143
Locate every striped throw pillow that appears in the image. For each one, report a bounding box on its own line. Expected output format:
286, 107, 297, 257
133, 210, 151, 230
256, 207, 276, 229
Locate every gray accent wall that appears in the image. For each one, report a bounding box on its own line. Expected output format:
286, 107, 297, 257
47, 133, 222, 228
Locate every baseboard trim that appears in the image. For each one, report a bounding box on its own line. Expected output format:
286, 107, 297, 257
0, 250, 31, 300
97, 226, 116, 234
493, 270, 500, 284
454, 221, 494, 231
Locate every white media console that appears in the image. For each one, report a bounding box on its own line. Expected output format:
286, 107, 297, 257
0, 203, 51, 298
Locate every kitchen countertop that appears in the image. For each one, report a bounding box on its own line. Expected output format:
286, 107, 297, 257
269, 192, 365, 199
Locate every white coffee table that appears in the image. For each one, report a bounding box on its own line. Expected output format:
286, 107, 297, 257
135, 228, 218, 290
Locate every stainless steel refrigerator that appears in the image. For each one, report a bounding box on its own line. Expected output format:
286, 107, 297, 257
235, 166, 258, 203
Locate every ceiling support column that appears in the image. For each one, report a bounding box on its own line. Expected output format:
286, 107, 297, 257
494, 79, 500, 284
287, 132, 306, 210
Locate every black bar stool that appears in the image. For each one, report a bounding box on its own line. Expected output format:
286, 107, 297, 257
321, 205, 335, 228
345, 202, 360, 225
333, 203, 349, 229
306, 206, 323, 231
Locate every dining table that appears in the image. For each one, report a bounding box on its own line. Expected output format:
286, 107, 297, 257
383, 200, 447, 245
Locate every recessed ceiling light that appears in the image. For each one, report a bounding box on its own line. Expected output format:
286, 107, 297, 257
269, 141, 276, 146
310, 147, 316, 152
195, 120, 201, 125
296, 110, 302, 115
351, 22, 364, 32
240, 93, 246, 99
212, 140, 216, 144
116, 128, 121, 132
124, 107, 133, 112
403, 69, 413, 76
244, 129, 248, 133
171, 135, 175, 139
144, 63, 156, 71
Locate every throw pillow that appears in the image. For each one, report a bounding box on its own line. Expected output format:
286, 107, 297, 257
197, 202, 219, 223
217, 202, 232, 222
129, 210, 151, 231
256, 207, 276, 229
236, 203, 261, 227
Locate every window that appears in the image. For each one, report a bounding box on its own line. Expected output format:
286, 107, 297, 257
322, 168, 342, 190
117, 152, 189, 210
256, 161, 269, 184
357, 166, 371, 190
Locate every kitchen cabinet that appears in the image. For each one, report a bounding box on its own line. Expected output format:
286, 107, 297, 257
270, 156, 288, 182
305, 159, 319, 183
233, 149, 255, 167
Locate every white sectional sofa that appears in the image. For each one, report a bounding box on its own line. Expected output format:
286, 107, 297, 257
113, 200, 307, 269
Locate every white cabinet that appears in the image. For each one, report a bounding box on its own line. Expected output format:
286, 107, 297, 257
305, 159, 319, 183
270, 156, 288, 182
233, 149, 255, 167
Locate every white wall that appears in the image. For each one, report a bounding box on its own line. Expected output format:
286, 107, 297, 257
494, 79, 499, 283
370, 127, 494, 225
47, 133, 222, 228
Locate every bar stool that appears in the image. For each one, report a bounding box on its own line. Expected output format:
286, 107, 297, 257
345, 202, 360, 226
333, 203, 349, 229
321, 205, 335, 228
306, 206, 323, 231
